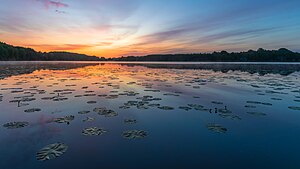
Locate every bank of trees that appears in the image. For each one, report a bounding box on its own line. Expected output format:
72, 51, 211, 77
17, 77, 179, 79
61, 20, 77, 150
1, 41, 300, 62
0, 42, 104, 61
110, 48, 300, 62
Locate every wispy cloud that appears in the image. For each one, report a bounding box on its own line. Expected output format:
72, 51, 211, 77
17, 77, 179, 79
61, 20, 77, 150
27, 44, 93, 51
37, 0, 68, 9
26, 41, 115, 51
1, 0, 300, 57
193, 27, 279, 44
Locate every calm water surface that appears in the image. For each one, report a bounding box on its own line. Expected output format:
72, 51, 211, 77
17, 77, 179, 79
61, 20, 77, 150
1, 61, 300, 169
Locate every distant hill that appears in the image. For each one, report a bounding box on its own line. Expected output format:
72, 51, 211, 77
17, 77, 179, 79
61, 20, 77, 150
0, 42, 105, 61
109, 48, 300, 62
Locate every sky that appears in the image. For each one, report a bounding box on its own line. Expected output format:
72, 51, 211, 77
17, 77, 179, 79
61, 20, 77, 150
0, 0, 300, 58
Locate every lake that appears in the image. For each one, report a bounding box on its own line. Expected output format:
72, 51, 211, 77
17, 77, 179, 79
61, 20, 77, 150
1, 61, 300, 169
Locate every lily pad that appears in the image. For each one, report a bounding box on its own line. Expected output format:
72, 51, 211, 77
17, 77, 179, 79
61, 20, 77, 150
119, 105, 130, 109
148, 104, 160, 107
288, 106, 300, 111
158, 106, 174, 110
247, 112, 266, 116
82, 127, 107, 136
93, 107, 118, 117
82, 117, 95, 122
188, 104, 204, 109
206, 124, 227, 133
24, 108, 41, 113
179, 106, 192, 111
53, 115, 75, 124
124, 119, 137, 124
211, 101, 223, 105
53, 97, 68, 102
245, 105, 256, 108
78, 110, 90, 114
219, 114, 241, 120
36, 143, 68, 161
246, 101, 272, 106
3, 121, 29, 129
122, 130, 147, 139
218, 109, 232, 114
271, 98, 282, 101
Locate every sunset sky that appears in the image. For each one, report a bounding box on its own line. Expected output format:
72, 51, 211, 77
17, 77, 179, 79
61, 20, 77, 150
1, 0, 300, 58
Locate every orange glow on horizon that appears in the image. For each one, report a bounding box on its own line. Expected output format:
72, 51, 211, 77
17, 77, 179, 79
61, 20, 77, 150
1, 26, 241, 58
3, 39, 226, 58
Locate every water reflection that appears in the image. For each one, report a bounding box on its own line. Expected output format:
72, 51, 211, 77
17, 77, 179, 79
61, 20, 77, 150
0, 62, 300, 169
117, 62, 300, 75
0, 61, 99, 79
1, 62, 300, 79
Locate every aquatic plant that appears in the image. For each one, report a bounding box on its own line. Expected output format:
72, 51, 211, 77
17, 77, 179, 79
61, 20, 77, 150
246, 101, 272, 106
178, 106, 192, 111
53, 115, 75, 124
82, 117, 95, 122
288, 106, 300, 111
94, 107, 118, 117
24, 108, 41, 113
36, 143, 68, 161
82, 127, 107, 136
247, 112, 267, 116
124, 119, 137, 124
122, 130, 148, 139
158, 106, 174, 110
78, 110, 90, 114
3, 121, 29, 129
206, 124, 227, 133
211, 101, 223, 105
87, 101, 97, 104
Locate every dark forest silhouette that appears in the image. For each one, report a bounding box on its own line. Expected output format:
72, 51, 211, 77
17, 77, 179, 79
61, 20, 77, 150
0, 42, 105, 61
1, 42, 300, 62
110, 48, 300, 62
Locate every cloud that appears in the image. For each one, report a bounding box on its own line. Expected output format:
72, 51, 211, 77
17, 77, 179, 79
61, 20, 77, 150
37, 0, 69, 9
97, 42, 113, 46
25, 42, 114, 51
136, 29, 188, 45
120, 0, 293, 56
193, 27, 278, 44
27, 44, 94, 51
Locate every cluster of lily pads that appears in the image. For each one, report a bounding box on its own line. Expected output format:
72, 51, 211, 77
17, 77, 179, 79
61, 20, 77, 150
3, 121, 29, 129
93, 107, 118, 117
1, 63, 300, 163
120, 95, 162, 110
244, 100, 272, 116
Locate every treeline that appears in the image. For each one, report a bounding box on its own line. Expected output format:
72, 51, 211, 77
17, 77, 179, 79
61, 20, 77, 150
46, 52, 105, 61
1, 41, 300, 62
0, 42, 105, 61
110, 48, 300, 62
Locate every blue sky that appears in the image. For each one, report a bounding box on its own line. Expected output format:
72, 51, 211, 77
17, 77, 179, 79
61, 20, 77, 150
0, 0, 300, 57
